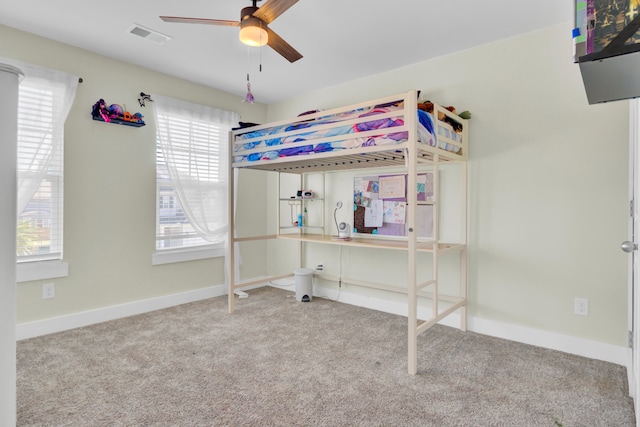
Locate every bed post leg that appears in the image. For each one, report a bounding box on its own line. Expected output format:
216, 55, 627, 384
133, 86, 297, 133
408, 333, 418, 375
228, 132, 236, 314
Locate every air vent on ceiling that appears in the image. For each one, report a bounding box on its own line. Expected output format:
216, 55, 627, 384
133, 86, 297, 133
128, 24, 172, 45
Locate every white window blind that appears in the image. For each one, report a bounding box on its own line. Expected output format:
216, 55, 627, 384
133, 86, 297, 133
11, 59, 78, 262
154, 95, 239, 251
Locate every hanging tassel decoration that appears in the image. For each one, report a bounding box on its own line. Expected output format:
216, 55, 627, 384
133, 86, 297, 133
243, 73, 255, 104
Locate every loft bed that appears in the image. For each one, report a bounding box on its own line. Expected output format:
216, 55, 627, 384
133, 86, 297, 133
231, 92, 464, 172
227, 89, 468, 375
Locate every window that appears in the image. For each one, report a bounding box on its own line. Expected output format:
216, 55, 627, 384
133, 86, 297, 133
17, 85, 62, 260
156, 143, 211, 249
12, 59, 78, 264
153, 95, 239, 259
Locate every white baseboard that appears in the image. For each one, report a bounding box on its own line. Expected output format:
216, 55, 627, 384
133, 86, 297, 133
468, 316, 630, 368
17, 280, 630, 372
17, 280, 272, 341
310, 283, 631, 369
16, 285, 225, 341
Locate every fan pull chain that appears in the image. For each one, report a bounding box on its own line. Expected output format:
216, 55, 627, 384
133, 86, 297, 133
260, 22, 263, 73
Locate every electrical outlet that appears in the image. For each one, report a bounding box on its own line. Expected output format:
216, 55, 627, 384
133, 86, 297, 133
316, 263, 324, 272
574, 297, 588, 316
42, 283, 55, 299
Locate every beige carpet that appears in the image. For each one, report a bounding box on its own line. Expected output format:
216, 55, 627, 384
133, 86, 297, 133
17, 287, 635, 426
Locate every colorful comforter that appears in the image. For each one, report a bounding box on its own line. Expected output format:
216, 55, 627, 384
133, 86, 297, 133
232, 105, 462, 163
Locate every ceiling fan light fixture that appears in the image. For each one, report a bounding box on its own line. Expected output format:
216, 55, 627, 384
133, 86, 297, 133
239, 17, 268, 47
160, 0, 302, 62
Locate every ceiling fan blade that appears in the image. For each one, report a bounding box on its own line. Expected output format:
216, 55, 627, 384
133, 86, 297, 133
267, 27, 302, 63
253, 0, 298, 24
160, 16, 239, 27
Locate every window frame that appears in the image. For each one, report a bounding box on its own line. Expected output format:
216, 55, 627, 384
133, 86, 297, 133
153, 96, 237, 264
6, 57, 78, 281
16, 83, 65, 263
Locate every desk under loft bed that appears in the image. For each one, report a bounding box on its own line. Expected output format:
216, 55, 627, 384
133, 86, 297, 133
227, 89, 468, 374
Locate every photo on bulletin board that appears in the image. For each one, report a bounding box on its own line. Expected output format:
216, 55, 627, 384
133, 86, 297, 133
353, 172, 434, 238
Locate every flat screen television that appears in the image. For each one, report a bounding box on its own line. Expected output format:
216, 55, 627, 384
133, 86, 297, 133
575, 0, 640, 104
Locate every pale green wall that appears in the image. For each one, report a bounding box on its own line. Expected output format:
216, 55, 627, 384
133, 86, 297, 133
3, 21, 631, 348
0, 25, 270, 323
266, 23, 630, 347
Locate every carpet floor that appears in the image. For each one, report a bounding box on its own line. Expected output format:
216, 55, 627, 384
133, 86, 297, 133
17, 287, 636, 426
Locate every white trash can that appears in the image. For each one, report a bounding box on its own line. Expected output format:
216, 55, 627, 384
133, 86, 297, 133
294, 268, 313, 302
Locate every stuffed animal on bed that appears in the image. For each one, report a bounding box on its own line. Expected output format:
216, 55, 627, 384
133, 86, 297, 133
417, 101, 470, 132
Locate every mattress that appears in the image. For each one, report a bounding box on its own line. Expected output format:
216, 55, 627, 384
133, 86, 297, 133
232, 104, 463, 164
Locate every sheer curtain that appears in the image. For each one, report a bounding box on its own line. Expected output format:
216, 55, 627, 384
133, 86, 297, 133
153, 94, 239, 244
0, 56, 79, 215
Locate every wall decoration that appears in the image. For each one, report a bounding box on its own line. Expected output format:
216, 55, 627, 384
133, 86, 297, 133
138, 92, 153, 107
91, 98, 145, 127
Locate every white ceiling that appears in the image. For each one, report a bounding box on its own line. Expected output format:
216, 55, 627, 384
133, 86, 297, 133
0, 1, 573, 104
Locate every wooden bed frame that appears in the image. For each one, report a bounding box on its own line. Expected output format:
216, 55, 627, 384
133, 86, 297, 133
227, 90, 468, 374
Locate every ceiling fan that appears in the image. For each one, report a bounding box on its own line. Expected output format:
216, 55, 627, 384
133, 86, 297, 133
160, 0, 302, 63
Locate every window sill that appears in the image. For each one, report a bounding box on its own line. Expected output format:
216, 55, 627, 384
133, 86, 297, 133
152, 244, 225, 265
17, 261, 69, 283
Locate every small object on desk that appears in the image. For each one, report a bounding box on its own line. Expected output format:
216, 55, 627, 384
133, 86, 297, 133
338, 221, 350, 238
334, 201, 343, 235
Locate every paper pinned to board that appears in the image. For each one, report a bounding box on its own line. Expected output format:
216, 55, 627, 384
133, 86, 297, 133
383, 201, 406, 224
379, 175, 405, 199
365, 199, 383, 227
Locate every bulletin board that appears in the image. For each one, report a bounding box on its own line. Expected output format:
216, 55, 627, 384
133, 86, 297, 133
353, 172, 434, 238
